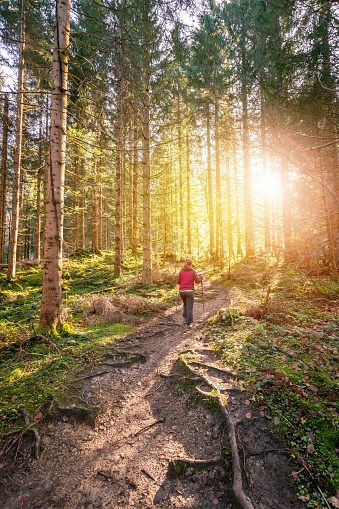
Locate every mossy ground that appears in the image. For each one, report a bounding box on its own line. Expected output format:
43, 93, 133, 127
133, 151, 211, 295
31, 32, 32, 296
206, 257, 339, 508
0, 250, 178, 436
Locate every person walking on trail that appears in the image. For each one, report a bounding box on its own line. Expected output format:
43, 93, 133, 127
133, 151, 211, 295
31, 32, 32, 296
177, 258, 203, 330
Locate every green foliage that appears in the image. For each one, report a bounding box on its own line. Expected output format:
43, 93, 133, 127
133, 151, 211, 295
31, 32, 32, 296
206, 264, 339, 507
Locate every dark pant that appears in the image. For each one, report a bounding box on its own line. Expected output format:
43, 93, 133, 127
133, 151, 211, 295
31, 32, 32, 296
179, 290, 194, 325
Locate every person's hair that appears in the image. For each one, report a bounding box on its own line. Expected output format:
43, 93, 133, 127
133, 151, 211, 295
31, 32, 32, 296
185, 258, 193, 266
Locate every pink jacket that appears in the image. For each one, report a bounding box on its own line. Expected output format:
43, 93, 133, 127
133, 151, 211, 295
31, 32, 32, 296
177, 266, 202, 290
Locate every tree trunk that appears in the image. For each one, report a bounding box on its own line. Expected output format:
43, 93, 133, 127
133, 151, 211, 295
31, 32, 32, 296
141, 1, 152, 284
261, 90, 270, 252
177, 90, 184, 253
131, 109, 139, 253
35, 106, 43, 260
72, 154, 79, 254
281, 162, 293, 262
186, 129, 192, 254
7, 0, 25, 278
80, 158, 86, 250
114, 48, 124, 276
91, 169, 98, 252
0, 93, 9, 263
226, 158, 234, 261
206, 105, 215, 258
214, 92, 223, 264
241, 43, 254, 257
40, 0, 70, 328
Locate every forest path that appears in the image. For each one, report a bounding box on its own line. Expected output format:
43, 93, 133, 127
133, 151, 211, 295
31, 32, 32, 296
1, 282, 301, 509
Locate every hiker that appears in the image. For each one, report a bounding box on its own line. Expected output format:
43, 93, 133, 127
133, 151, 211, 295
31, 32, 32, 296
177, 258, 203, 329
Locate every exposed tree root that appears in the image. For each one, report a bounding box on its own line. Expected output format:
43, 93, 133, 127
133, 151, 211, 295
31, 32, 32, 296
179, 352, 255, 509
159, 372, 201, 382
189, 360, 244, 379
0, 407, 41, 461
172, 457, 223, 468
133, 418, 165, 437
56, 405, 99, 427
77, 370, 113, 380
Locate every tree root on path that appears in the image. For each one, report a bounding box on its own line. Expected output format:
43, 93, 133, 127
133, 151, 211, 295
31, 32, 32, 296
0, 407, 42, 461
179, 351, 255, 509
189, 360, 245, 380
171, 457, 223, 468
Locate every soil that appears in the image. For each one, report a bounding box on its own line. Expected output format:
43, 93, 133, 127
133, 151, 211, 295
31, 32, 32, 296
0, 282, 302, 509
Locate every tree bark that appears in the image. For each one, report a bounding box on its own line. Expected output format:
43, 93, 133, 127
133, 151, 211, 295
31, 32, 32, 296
186, 129, 191, 254
214, 91, 223, 263
114, 47, 124, 276
206, 105, 215, 258
131, 109, 139, 253
177, 90, 184, 253
281, 162, 293, 262
7, 0, 25, 278
35, 105, 43, 261
0, 93, 9, 263
142, 6, 152, 284
40, 0, 70, 328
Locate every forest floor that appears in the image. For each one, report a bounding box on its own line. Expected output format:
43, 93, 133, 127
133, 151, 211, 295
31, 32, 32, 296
0, 278, 303, 509
0, 254, 339, 509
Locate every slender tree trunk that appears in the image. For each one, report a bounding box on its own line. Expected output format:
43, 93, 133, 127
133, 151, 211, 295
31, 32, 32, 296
40, 0, 70, 327
177, 90, 184, 253
7, 0, 25, 278
0, 93, 9, 262
91, 167, 98, 252
114, 48, 124, 276
214, 93, 223, 263
80, 158, 86, 250
206, 105, 215, 258
142, 7, 152, 284
35, 106, 43, 260
226, 158, 234, 260
186, 129, 191, 253
72, 154, 79, 254
281, 162, 293, 262
261, 90, 270, 252
131, 110, 139, 253
241, 44, 254, 257
233, 142, 242, 259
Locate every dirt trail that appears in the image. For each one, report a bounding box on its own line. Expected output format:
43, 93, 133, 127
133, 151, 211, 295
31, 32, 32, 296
1, 282, 301, 509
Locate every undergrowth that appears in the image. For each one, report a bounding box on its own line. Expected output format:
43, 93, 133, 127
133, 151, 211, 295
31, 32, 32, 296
206, 257, 339, 508
0, 250, 179, 436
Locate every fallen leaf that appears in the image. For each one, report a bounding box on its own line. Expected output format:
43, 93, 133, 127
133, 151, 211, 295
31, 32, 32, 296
307, 444, 314, 453
309, 385, 318, 392
306, 432, 315, 442
0, 402, 8, 405
11, 396, 17, 402
265, 414, 272, 420
33, 412, 42, 421
0, 463, 6, 470
260, 411, 265, 417
299, 495, 310, 502
273, 417, 280, 425
19, 383, 25, 388
291, 471, 299, 479
0, 478, 8, 484
62, 416, 68, 422
244, 400, 250, 406
329, 497, 339, 508
245, 413, 251, 419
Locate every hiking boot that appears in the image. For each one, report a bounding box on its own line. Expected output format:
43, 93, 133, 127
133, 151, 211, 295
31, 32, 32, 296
186, 323, 192, 329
